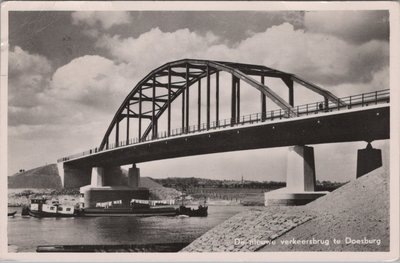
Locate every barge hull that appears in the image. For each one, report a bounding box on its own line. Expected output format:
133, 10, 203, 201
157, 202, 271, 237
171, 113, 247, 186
82, 207, 177, 217
83, 212, 177, 217
28, 210, 78, 218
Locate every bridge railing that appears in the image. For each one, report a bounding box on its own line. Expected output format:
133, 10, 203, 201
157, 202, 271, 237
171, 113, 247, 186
294, 89, 390, 116
58, 89, 389, 162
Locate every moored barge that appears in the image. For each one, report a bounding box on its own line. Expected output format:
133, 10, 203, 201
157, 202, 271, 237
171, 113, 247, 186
28, 198, 81, 218
82, 206, 177, 217
26, 197, 208, 218
83, 199, 177, 217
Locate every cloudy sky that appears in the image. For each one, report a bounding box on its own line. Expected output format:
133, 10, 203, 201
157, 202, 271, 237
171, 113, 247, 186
8, 10, 390, 182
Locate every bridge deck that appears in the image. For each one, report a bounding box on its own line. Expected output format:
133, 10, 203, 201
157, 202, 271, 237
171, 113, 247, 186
59, 89, 390, 166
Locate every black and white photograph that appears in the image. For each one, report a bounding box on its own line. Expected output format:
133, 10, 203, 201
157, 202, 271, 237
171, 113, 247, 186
1, 1, 399, 261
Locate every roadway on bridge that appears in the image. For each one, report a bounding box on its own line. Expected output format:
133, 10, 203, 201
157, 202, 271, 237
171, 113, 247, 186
63, 105, 389, 168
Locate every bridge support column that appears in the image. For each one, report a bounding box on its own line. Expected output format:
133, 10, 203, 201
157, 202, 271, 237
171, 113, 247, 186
286, 145, 316, 192
356, 142, 382, 178
265, 145, 327, 206
103, 166, 124, 186
91, 167, 104, 187
128, 164, 140, 189
57, 162, 91, 188
79, 165, 148, 209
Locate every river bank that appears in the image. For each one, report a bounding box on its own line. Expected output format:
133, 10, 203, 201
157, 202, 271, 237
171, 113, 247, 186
8, 176, 182, 207
181, 206, 314, 252
8, 188, 79, 207
181, 166, 389, 252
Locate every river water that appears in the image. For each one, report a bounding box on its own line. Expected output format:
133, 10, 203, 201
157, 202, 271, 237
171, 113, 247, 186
8, 206, 248, 252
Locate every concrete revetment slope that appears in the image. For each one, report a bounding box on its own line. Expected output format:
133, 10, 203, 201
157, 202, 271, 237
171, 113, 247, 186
181, 166, 389, 252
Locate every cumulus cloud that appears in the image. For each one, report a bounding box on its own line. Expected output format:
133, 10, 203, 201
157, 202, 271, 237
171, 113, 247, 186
9, 23, 389, 131
304, 10, 389, 44
96, 23, 389, 87
226, 23, 388, 86
8, 46, 53, 108
47, 55, 134, 110
8, 49, 130, 132
8, 105, 59, 127
95, 27, 221, 72
327, 66, 389, 97
71, 11, 132, 30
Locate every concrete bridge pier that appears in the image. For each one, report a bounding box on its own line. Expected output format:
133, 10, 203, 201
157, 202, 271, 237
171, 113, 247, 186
79, 164, 148, 209
128, 164, 140, 189
91, 167, 104, 186
264, 145, 328, 206
356, 142, 382, 178
57, 162, 91, 188
103, 166, 124, 186
87, 165, 138, 187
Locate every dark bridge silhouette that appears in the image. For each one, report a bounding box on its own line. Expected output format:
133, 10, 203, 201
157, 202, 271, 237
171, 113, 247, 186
57, 59, 389, 206
99, 59, 343, 151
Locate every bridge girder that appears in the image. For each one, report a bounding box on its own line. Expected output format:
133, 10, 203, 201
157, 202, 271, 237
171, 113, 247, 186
99, 59, 342, 150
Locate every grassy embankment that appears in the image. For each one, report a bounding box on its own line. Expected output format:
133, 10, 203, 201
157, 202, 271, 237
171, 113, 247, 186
8, 164, 181, 207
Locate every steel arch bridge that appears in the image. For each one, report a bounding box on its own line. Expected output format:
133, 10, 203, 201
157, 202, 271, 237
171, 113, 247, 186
99, 59, 343, 151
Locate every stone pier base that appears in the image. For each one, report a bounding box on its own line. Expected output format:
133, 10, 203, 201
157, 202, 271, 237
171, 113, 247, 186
79, 164, 144, 208
264, 190, 327, 206
265, 145, 328, 206
79, 185, 149, 208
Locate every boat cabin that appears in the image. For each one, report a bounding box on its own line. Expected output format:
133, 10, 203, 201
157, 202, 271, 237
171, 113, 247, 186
29, 198, 76, 216
29, 198, 47, 211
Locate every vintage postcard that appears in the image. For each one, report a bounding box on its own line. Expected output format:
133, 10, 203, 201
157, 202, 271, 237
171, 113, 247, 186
0, 1, 399, 261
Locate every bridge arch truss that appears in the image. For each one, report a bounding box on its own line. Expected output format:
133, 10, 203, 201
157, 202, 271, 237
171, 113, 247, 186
99, 59, 342, 151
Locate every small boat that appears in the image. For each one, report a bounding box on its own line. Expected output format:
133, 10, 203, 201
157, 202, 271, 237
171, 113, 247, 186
21, 206, 30, 216
8, 211, 17, 217
28, 198, 82, 218
175, 194, 208, 217
176, 205, 208, 217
